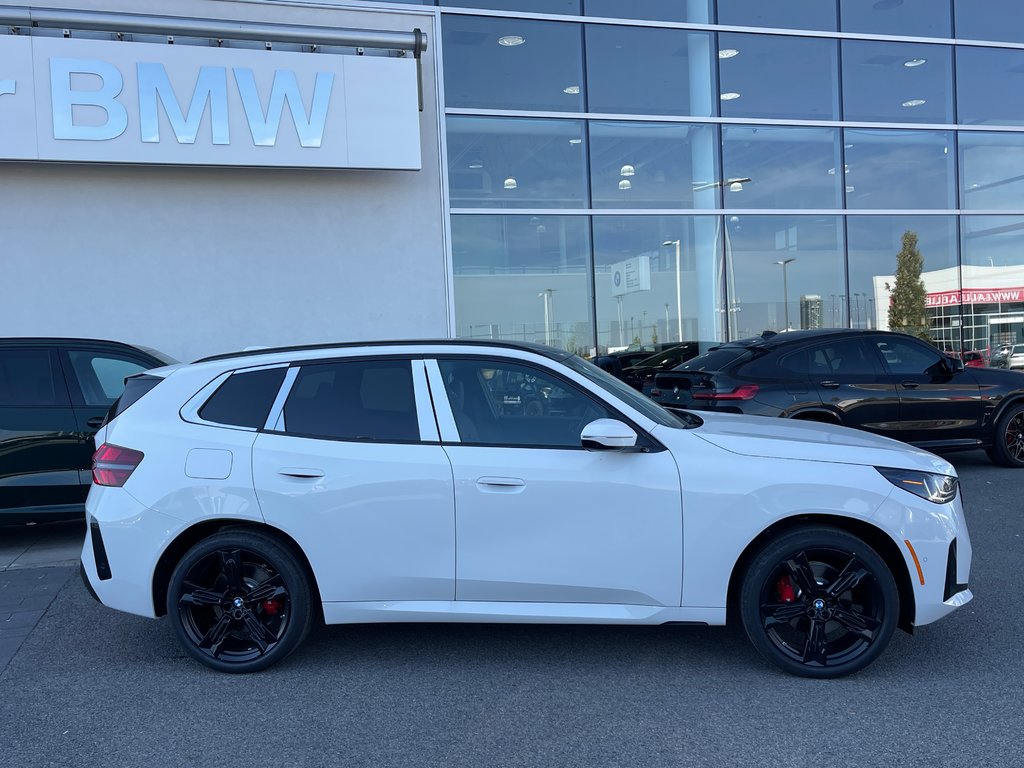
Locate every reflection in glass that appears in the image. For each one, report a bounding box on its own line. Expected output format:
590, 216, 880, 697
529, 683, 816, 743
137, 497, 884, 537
452, 215, 593, 353
589, 122, 719, 209
592, 216, 724, 349
954, 0, 1024, 44
716, 0, 836, 31
446, 0, 580, 10
961, 217, 1024, 354
960, 133, 1024, 211
585, 25, 714, 116
584, 0, 711, 23
957, 47, 1024, 126
847, 216, 957, 347
718, 33, 839, 120
725, 216, 844, 336
840, 0, 950, 38
841, 41, 952, 124
722, 126, 842, 209
447, 117, 587, 209
843, 129, 955, 210
442, 15, 584, 111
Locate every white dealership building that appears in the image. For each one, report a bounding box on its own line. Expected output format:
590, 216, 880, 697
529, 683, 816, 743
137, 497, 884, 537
5, 1, 1024, 360
1, 0, 447, 361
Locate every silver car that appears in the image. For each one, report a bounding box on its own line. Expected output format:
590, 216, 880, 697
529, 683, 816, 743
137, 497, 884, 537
1009, 344, 1024, 370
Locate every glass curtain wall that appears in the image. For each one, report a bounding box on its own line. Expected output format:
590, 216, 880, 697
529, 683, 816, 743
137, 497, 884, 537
429, 0, 1024, 358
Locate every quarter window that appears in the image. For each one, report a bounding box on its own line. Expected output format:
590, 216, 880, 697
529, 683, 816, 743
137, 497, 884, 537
438, 359, 610, 447
200, 367, 287, 429
283, 360, 419, 442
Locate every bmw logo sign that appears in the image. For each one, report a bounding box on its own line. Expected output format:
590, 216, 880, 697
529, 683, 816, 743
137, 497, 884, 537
614, 271, 622, 287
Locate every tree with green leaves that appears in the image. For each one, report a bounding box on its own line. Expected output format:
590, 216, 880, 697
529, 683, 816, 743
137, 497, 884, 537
887, 230, 931, 342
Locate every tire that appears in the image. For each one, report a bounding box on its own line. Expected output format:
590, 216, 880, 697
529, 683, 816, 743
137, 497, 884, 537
987, 403, 1024, 468
739, 527, 898, 679
167, 529, 314, 673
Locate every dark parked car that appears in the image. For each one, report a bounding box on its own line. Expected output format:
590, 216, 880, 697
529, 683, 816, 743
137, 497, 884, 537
0, 338, 173, 522
652, 329, 1024, 467
990, 345, 1013, 368
620, 341, 718, 394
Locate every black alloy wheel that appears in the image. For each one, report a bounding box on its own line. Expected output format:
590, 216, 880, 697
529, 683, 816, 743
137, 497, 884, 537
168, 530, 313, 673
987, 403, 1024, 468
740, 527, 898, 678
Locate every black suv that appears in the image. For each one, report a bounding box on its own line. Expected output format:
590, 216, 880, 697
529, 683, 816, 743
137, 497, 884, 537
652, 329, 1024, 467
0, 338, 173, 522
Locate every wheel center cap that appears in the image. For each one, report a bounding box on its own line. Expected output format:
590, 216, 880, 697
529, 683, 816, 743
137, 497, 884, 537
813, 598, 825, 611
232, 597, 244, 609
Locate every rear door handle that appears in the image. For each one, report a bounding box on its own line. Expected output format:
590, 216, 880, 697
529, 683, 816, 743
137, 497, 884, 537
819, 381, 841, 389
86, 416, 106, 429
901, 381, 920, 390
278, 468, 325, 479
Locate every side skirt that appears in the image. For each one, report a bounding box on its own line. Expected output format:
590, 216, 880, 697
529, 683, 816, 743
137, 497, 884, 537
321, 600, 726, 626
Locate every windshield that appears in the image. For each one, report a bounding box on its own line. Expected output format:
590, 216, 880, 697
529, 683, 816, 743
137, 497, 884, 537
563, 355, 701, 429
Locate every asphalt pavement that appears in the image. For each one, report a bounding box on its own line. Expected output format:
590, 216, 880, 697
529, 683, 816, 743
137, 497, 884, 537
1, 452, 1021, 768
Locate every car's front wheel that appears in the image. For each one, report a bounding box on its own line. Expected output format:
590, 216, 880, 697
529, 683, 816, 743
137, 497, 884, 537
167, 529, 314, 673
739, 527, 898, 678
987, 403, 1024, 468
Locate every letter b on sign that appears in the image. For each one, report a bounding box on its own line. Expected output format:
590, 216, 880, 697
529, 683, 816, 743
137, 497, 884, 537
50, 58, 128, 141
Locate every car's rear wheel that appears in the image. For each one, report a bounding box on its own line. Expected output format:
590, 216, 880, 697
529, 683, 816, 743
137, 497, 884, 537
168, 530, 313, 673
987, 403, 1024, 468
739, 527, 898, 679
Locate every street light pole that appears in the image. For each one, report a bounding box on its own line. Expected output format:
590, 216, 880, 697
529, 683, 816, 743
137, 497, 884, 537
775, 258, 796, 331
539, 289, 554, 346
663, 239, 683, 342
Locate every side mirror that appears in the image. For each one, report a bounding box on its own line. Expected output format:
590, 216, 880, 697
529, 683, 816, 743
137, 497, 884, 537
581, 418, 639, 451
946, 356, 965, 374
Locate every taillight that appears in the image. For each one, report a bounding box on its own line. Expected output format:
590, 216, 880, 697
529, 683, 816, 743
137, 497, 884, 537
691, 384, 760, 401
92, 443, 144, 487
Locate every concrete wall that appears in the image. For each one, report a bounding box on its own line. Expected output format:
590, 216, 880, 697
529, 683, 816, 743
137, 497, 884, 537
0, 0, 447, 362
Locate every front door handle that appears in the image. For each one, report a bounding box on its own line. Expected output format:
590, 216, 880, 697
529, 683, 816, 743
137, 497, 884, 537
278, 468, 325, 479
819, 381, 841, 389
901, 381, 920, 390
476, 476, 526, 493
86, 416, 105, 429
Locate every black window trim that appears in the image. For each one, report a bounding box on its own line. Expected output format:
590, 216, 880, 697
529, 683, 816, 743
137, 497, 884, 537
430, 354, 666, 453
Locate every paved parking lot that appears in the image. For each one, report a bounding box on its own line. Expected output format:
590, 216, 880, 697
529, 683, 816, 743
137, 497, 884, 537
1, 451, 1021, 768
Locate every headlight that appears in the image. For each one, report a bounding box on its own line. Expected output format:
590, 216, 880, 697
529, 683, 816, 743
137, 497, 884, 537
877, 467, 958, 504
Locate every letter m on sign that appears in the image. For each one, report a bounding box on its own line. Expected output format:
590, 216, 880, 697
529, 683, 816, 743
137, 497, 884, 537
138, 63, 229, 144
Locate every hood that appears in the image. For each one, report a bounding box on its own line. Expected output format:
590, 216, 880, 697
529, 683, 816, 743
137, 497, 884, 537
683, 411, 955, 475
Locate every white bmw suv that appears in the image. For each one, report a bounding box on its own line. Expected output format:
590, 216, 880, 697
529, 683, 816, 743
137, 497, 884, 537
81, 340, 972, 678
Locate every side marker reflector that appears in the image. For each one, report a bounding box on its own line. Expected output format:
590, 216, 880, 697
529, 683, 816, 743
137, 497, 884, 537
905, 539, 926, 585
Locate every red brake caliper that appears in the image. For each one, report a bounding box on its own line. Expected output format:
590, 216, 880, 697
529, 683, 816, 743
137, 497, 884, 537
262, 599, 281, 616
777, 576, 796, 603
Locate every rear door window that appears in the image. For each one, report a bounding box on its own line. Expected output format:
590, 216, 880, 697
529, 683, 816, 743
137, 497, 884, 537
282, 360, 420, 442
200, 367, 287, 429
0, 349, 69, 406
65, 350, 151, 406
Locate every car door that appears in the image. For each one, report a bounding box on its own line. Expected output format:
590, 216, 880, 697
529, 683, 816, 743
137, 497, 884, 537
805, 338, 900, 434
427, 356, 683, 607
252, 357, 455, 603
0, 345, 80, 515
61, 347, 157, 489
870, 335, 984, 446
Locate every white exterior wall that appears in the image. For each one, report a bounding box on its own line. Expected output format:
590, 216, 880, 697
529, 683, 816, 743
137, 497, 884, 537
0, 0, 447, 362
